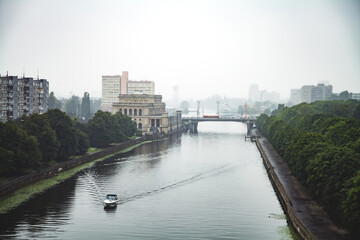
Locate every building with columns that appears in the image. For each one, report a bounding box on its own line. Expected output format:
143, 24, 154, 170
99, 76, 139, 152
112, 94, 182, 134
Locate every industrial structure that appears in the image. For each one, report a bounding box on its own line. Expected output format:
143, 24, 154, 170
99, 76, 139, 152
0, 74, 49, 122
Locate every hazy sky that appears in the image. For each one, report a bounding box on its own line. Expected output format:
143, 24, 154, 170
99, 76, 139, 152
1, 0, 359, 101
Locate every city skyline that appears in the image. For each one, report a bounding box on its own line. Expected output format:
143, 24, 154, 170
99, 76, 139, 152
1, 0, 359, 101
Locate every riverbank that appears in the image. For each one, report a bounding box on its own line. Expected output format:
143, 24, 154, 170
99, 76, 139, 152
253, 129, 348, 240
0, 137, 167, 214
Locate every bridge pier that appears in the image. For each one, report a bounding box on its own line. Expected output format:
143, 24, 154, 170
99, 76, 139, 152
189, 122, 198, 133
246, 121, 254, 136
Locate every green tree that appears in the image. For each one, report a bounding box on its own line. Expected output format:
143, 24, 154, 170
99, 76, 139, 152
339, 91, 350, 101
45, 109, 78, 160
80, 92, 91, 122
87, 111, 113, 147
16, 114, 60, 164
0, 122, 42, 174
65, 95, 80, 118
113, 111, 136, 138
48, 91, 62, 109
353, 104, 360, 120
342, 171, 360, 238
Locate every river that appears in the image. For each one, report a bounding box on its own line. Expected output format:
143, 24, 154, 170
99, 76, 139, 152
0, 122, 296, 239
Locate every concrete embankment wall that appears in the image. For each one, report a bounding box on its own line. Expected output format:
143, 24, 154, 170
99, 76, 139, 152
255, 138, 313, 240
0, 136, 151, 198
254, 131, 347, 240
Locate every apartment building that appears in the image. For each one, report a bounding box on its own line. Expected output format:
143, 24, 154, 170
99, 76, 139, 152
0, 74, 49, 122
300, 84, 333, 103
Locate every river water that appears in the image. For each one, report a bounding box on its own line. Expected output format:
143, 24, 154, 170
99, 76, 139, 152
0, 122, 295, 240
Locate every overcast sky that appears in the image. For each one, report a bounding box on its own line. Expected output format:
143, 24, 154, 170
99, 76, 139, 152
1, 0, 359, 101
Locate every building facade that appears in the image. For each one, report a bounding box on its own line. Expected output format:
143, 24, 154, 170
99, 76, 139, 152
0, 75, 49, 122
33, 79, 49, 114
351, 93, 360, 101
101, 71, 154, 112
112, 94, 182, 134
127, 80, 155, 94
300, 83, 333, 103
101, 75, 121, 112
290, 89, 301, 105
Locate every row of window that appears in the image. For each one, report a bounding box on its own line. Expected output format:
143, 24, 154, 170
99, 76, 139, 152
119, 108, 142, 116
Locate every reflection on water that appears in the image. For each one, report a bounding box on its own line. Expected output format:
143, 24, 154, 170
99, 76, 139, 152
0, 122, 295, 239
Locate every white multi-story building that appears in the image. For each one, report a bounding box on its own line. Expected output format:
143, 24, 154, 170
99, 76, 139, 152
298, 83, 333, 103
101, 74, 122, 112
128, 80, 155, 94
101, 71, 155, 112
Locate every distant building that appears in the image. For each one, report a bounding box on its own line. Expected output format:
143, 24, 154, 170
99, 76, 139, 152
33, 79, 49, 114
0, 74, 49, 122
248, 84, 280, 103
101, 74, 122, 112
351, 93, 360, 101
127, 80, 155, 94
112, 94, 182, 134
300, 83, 332, 103
101, 71, 155, 112
290, 89, 301, 105
264, 91, 280, 102
249, 84, 260, 102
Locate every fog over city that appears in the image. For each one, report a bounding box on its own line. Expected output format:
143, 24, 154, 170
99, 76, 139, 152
1, 0, 359, 101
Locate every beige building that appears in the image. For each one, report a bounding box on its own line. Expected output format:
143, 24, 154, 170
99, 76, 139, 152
101, 75, 121, 112
128, 80, 155, 94
112, 94, 182, 134
102, 71, 155, 112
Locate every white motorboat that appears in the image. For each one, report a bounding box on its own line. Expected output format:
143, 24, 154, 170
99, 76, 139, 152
103, 194, 118, 208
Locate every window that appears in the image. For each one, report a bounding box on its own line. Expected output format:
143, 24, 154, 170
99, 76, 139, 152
139, 109, 142, 116
138, 123, 142, 129
134, 109, 137, 116
124, 109, 127, 115
156, 119, 160, 127
129, 109, 132, 115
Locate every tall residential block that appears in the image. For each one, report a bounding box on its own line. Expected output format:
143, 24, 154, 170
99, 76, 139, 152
0, 74, 49, 122
101, 75, 121, 112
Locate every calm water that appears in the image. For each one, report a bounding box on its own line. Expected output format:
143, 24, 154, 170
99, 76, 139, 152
0, 122, 295, 240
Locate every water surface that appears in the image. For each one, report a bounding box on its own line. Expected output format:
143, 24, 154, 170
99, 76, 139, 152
0, 122, 295, 239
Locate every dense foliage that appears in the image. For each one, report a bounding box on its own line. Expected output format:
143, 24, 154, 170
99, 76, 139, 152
87, 111, 136, 148
255, 100, 360, 238
0, 109, 136, 176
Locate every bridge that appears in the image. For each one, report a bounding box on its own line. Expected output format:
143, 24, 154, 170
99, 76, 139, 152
182, 116, 256, 134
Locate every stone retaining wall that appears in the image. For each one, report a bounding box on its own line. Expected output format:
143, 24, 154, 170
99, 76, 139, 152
255, 130, 347, 240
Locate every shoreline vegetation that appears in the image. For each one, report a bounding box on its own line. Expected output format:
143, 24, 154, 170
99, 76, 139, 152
255, 100, 360, 239
0, 138, 167, 215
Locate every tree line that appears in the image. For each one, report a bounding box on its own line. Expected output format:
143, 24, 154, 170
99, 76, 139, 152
255, 100, 360, 238
49, 92, 101, 122
0, 109, 136, 176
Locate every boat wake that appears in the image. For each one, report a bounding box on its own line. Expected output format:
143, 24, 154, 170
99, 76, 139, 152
117, 164, 234, 205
